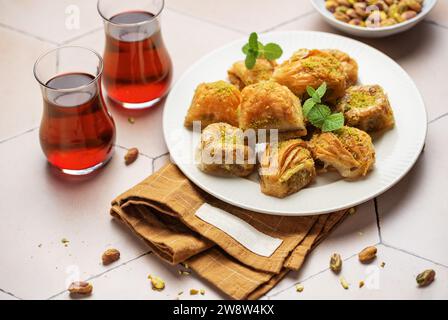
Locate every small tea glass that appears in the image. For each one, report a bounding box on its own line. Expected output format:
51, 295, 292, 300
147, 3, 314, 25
98, 0, 173, 110
34, 46, 116, 175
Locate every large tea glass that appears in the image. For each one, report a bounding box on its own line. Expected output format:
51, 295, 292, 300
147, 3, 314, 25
34, 46, 116, 175
98, 0, 173, 109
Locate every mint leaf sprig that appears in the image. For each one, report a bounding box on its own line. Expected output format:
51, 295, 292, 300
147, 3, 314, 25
303, 82, 345, 132
242, 32, 283, 69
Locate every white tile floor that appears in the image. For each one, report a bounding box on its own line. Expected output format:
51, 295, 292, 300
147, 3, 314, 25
0, 0, 447, 300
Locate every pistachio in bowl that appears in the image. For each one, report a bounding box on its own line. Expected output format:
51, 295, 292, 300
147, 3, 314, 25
310, 0, 438, 38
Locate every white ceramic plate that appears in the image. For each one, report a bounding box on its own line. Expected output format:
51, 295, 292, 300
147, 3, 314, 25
310, 0, 437, 38
163, 31, 427, 216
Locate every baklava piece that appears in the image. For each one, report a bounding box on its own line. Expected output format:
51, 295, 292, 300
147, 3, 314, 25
336, 85, 394, 133
259, 139, 316, 198
228, 58, 277, 90
273, 49, 346, 102
184, 81, 241, 129
197, 122, 255, 177
310, 126, 375, 179
323, 49, 358, 86
239, 81, 307, 138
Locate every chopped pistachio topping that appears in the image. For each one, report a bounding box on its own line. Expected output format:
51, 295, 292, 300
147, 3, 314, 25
296, 284, 304, 292
301, 54, 343, 78
347, 91, 376, 109
340, 277, 349, 290
148, 275, 165, 291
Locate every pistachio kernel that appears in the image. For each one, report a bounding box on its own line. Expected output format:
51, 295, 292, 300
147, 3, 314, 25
416, 269, 436, 287
68, 281, 93, 295
330, 253, 342, 273
358, 246, 377, 263
124, 147, 139, 165
102, 248, 120, 265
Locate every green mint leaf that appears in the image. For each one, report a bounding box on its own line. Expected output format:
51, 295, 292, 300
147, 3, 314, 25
302, 98, 316, 118
243, 41, 262, 54
316, 82, 327, 99
311, 92, 321, 103
322, 113, 345, 132
262, 43, 283, 60
245, 51, 257, 69
248, 32, 258, 50
243, 32, 283, 69
306, 86, 316, 98
306, 86, 321, 103
308, 104, 331, 128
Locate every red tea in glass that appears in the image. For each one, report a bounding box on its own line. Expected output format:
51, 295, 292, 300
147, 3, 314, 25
34, 46, 116, 175
98, 0, 172, 109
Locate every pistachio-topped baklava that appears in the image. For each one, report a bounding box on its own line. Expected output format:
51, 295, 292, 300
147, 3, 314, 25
197, 122, 255, 177
336, 85, 395, 133
323, 49, 358, 87
184, 81, 241, 129
228, 58, 277, 90
273, 49, 346, 102
259, 139, 316, 198
309, 126, 375, 179
238, 81, 307, 138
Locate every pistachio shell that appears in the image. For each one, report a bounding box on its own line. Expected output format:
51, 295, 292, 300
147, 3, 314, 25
401, 10, 417, 20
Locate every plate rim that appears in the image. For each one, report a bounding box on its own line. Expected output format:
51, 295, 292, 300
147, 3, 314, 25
163, 30, 427, 216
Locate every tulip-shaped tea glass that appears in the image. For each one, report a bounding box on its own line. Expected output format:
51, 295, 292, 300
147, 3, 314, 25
34, 46, 116, 175
98, 0, 173, 109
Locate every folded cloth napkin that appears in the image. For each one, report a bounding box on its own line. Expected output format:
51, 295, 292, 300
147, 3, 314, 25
111, 163, 348, 300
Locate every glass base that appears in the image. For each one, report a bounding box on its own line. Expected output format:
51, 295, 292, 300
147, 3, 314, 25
54, 154, 113, 176
106, 95, 164, 110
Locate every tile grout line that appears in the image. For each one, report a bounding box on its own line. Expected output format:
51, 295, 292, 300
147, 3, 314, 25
164, 6, 247, 35
0, 288, 22, 300
373, 198, 383, 243
59, 26, 104, 45
428, 112, 448, 124
262, 10, 316, 32
0, 22, 59, 45
424, 19, 448, 31
153, 152, 170, 161
46, 251, 152, 300
0, 20, 104, 47
113, 144, 154, 160
382, 242, 448, 269
0, 127, 39, 145
265, 248, 376, 298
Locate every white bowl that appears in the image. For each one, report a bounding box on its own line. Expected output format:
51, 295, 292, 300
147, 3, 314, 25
310, 0, 437, 38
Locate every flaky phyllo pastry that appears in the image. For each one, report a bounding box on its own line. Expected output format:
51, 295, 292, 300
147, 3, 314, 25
184, 81, 241, 129
273, 49, 346, 102
310, 126, 375, 179
259, 139, 316, 198
228, 58, 277, 90
197, 123, 255, 177
323, 49, 358, 86
239, 81, 307, 137
336, 85, 395, 133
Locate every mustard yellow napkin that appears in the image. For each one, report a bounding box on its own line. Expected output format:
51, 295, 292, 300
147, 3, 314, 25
111, 163, 347, 299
